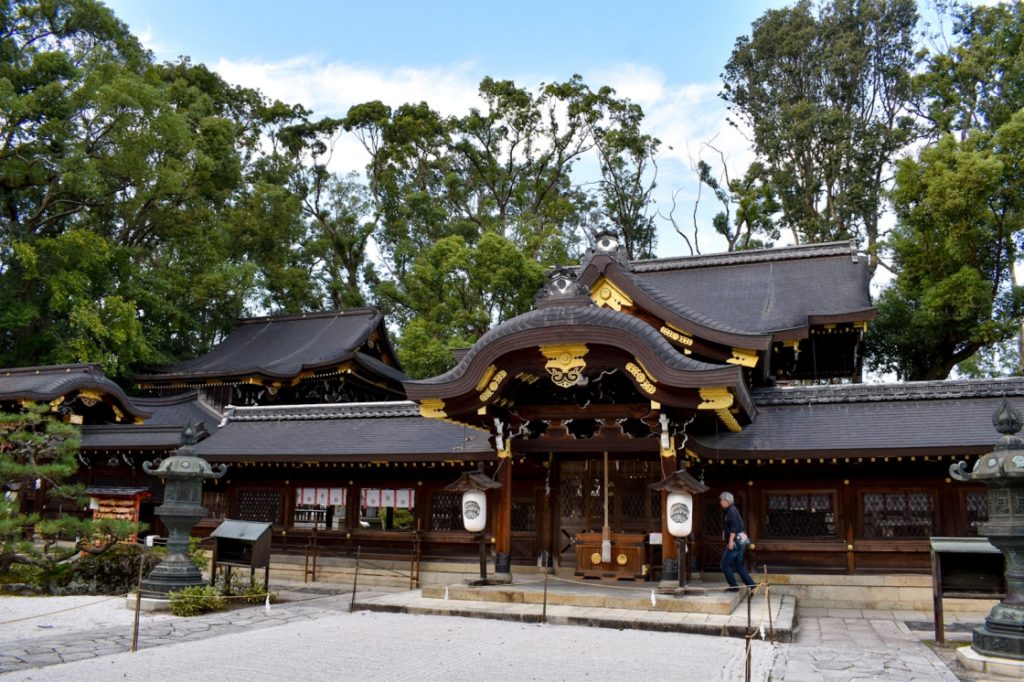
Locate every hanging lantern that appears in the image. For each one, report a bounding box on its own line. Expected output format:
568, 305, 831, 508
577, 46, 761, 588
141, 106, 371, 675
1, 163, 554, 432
666, 490, 693, 538
462, 489, 487, 533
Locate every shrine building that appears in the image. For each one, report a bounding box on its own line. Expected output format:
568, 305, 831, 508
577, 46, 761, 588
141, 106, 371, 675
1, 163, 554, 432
3, 233, 1020, 593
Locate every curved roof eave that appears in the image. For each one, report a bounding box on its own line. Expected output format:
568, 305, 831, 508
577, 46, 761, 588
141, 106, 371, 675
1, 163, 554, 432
578, 255, 773, 350
0, 364, 151, 420
404, 304, 743, 400
131, 309, 387, 384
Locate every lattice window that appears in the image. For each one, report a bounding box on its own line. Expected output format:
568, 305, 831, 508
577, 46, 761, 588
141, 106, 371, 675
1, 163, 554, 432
619, 472, 647, 520
965, 492, 988, 537
237, 489, 282, 524
765, 492, 835, 537
862, 491, 934, 538
702, 498, 724, 537
560, 464, 586, 520
430, 492, 462, 531
511, 501, 536, 532
202, 492, 228, 520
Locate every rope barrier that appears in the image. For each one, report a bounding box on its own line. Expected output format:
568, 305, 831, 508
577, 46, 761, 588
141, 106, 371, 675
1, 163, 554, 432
0, 595, 122, 625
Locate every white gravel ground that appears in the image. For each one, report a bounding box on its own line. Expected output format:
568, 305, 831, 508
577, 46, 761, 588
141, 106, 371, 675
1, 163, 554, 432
0, 596, 778, 681
0, 595, 176, 642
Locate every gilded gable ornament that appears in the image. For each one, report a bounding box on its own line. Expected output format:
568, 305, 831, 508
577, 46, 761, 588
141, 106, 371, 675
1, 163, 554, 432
539, 344, 589, 388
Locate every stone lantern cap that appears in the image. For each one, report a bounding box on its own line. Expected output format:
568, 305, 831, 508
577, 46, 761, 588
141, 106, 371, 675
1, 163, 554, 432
951, 399, 1024, 481
444, 471, 502, 493
650, 467, 710, 494
142, 421, 227, 480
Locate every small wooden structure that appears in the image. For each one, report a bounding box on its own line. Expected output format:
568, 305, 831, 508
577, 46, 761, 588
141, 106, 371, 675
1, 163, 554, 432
209, 519, 272, 592
574, 532, 647, 580
85, 486, 151, 544
930, 536, 1004, 644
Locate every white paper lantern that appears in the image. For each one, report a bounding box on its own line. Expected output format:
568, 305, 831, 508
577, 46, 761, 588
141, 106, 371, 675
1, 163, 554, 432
666, 491, 693, 537
462, 490, 487, 533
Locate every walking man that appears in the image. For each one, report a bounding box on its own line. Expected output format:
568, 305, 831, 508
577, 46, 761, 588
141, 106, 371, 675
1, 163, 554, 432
720, 491, 755, 591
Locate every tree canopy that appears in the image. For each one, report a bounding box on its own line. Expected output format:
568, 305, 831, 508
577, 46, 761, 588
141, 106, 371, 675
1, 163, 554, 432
867, 1, 1024, 379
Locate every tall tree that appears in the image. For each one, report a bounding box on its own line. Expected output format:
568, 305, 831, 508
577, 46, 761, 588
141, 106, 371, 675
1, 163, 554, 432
345, 77, 659, 375
869, 130, 1023, 380
869, 1, 1024, 379
721, 0, 917, 269
0, 1, 315, 374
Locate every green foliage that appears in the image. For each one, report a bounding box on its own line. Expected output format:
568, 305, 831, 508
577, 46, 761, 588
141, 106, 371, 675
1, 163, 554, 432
58, 543, 162, 595
0, 405, 140, 590
868, 132, 1022, 379
345, 77, 658, 376
868, 2, 1024, 379
0, 1, 317, 375
721, 0, 918, 265
168, 585, 226, 616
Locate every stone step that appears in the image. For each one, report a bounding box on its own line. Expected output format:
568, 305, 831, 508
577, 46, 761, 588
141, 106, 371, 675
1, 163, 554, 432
352, 589, 796, 642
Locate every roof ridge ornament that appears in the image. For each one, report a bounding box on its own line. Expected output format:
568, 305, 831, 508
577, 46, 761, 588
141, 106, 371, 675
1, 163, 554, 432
580, 229, 633, 272
535, 267, 593, 308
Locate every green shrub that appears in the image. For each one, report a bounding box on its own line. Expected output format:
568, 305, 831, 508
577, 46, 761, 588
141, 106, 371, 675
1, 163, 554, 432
240, 582, 278, 605
58, 544, 162, 595
168, 585, 226, 616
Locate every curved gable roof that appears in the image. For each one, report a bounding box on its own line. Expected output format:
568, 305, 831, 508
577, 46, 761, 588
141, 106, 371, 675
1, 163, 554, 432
630, 241, 875, 336
133, 308, 404, 384
405, 303, 744, 399
0, 364, 150, 420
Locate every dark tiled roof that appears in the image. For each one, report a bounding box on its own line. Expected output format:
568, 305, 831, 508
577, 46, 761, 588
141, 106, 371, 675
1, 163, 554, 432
133, 309, 399, 383
692, 380, 1024, 458
630, 241, 874, 334
0, 364, 150, 420
621, 268, 769, 342
80, 424, 190, 450
408, 304, 734, 389
194, 401, 493, 461
84, 486, 150, 497
133, 391, 223, 434
752, 378, 1024, 405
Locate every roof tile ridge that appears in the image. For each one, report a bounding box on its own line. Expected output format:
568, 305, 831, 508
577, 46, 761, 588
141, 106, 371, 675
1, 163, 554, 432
234, 307, 378, 326
222, 400, 419, 422
631, 240, 857, 273
752, 378, 1024, 405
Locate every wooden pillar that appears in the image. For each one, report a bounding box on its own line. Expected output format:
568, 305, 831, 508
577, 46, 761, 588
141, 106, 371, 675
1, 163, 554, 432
494, 458, 513, 580
661, 454, 677, 564
843, 476, 856, 573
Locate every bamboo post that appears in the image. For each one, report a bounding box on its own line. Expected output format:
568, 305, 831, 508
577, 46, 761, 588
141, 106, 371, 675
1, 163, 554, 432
542, 571, 549, 624
131, 556, 144, 653
349, 546, 361, 612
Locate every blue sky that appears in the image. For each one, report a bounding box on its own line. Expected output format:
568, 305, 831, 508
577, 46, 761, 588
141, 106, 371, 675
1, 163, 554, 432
100, 1, 909, 257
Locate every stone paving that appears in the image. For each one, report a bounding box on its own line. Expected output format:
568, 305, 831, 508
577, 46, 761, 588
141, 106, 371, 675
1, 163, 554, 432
0, 584, 997, 680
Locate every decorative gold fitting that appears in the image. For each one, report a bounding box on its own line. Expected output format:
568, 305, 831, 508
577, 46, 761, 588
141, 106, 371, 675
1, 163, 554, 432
625, 361, 656, 395
727, 348, 759, 368
590, 277, 633, 311
419, 399, 447, 419
539, 344, 588, 388
659, 324, 694, 347
479, 369, 507, 403
698, 387, 733, 410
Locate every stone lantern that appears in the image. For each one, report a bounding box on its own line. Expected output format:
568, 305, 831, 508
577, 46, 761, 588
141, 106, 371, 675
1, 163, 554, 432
445, 471, 502, 585
140, 422, 227, 596
950, 399, 1024, 660
651, 467, 709, 591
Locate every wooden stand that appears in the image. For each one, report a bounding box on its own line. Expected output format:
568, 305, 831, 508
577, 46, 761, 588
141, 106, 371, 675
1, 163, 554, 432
574, 532, 646, 580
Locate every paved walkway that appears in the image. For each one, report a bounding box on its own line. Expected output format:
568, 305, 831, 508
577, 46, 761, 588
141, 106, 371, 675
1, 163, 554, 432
0, 584, 987, 680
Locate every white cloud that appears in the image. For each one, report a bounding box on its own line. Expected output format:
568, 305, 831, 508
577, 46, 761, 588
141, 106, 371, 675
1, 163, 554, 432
206, 55, 751, 255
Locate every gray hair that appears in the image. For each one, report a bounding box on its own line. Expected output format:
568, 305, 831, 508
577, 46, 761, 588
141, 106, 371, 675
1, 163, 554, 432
719, 491, 734, 504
